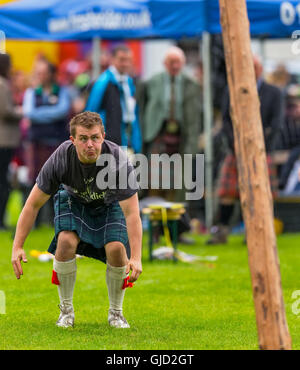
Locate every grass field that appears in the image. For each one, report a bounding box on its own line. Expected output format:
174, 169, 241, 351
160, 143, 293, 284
0, 191, 300, 350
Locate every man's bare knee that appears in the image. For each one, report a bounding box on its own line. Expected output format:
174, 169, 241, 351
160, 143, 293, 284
105, 242, 127, 267
55, 231, 79, 261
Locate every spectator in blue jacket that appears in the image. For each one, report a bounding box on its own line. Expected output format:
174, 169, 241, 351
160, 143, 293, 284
85, 44, 142, 154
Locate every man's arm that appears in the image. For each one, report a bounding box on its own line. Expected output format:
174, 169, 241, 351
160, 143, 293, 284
119, 193, 142, 283
12, 184, 50, 279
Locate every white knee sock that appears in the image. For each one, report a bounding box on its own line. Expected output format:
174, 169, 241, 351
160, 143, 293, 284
106, 263, 128, 312
53, 258, 77, 309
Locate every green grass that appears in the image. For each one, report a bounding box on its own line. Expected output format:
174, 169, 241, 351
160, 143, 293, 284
0, 191, 299, 350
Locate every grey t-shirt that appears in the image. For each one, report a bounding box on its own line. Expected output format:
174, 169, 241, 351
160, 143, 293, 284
36, 140, 138, 207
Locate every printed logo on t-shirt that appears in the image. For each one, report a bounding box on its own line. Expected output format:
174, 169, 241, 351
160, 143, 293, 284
69, 177, 106, 203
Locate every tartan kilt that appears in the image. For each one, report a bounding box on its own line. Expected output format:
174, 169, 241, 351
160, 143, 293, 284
217, 153, 278, 199
48, 188, 130, 263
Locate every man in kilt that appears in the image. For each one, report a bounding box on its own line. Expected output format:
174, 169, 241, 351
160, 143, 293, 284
11, 111, 142, 328
207, 56, 283, 244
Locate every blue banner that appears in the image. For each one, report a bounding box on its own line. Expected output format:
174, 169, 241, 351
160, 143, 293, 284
0, 0, 300, 40
0, 0, 207, 40
208, 0, 300, 38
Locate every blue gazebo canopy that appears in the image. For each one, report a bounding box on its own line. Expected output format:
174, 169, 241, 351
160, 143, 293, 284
208, 0, 300, 38
0, 0, 207, 40
0, 0, 299, 40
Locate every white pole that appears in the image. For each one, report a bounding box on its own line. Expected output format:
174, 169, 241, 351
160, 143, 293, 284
259, 37, 266, 75
92, 36, 101, 81
202, 32, 214, 230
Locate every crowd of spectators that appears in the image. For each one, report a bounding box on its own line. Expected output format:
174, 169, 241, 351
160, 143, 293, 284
0, 44, 299, 242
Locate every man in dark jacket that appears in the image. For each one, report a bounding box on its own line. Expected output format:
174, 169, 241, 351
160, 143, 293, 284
207, 56, 284, 244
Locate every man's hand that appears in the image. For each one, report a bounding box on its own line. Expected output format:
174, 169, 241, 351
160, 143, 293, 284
120, 194, 143, 284
12, 248, 28, 279
126, 258, 142, 283
11, 185, 50, 279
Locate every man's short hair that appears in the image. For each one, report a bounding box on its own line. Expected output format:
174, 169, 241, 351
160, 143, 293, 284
69, 111, 105, 137
111, 44, 131, 57
164, 46, 186, 64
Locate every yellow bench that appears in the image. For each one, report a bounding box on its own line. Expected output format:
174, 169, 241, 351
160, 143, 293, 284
142, 203, 186, 261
